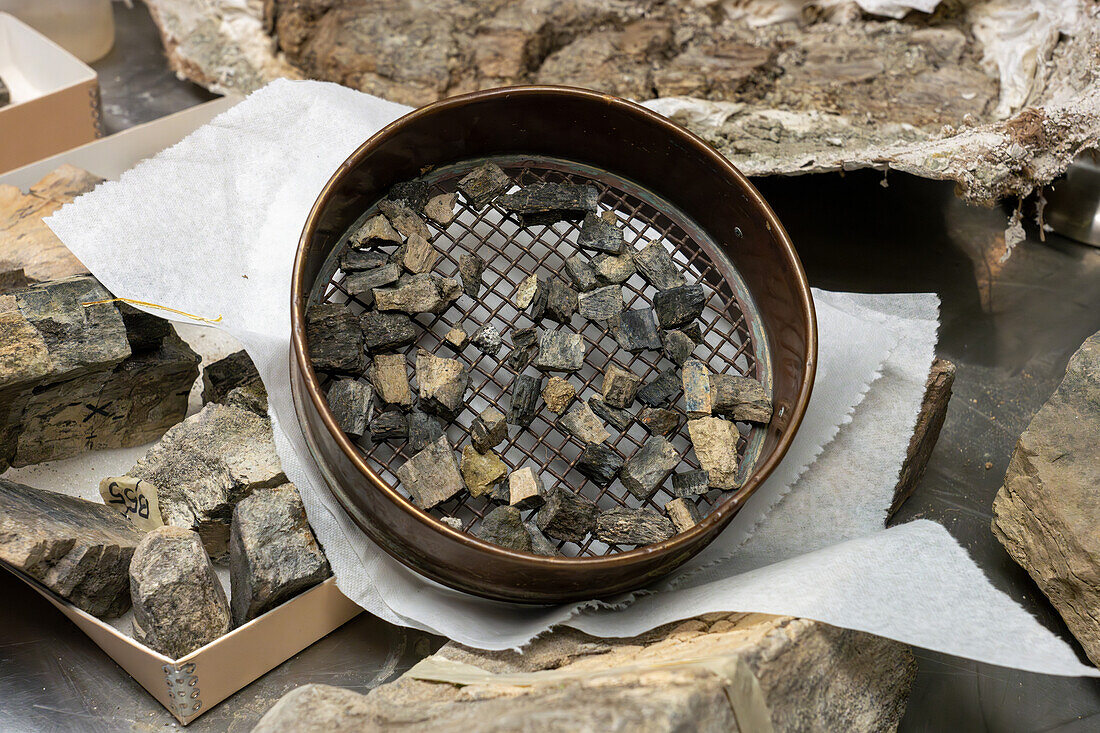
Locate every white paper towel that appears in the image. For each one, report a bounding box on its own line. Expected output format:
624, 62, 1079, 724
45, 79, 1097, 675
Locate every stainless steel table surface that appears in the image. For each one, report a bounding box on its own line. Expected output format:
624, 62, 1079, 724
1, 3, 1099, 730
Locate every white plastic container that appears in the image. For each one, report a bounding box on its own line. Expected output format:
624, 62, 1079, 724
0, 0, 114, 63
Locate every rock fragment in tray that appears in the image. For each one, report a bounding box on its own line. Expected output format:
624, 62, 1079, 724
536, 486, 599, 543
474, 506, 533, 552
458, 252, 487, 298
443, 324, 469, 352
612, 307, 662, 352
396, 435, 465, 509
592, 252, 636, 284
632, 241, 686, 290
576, 443, 624, 487
665, 497, 702, 533
387, 179, 430, 210
202, 349, 261, 405
588, 397, 633, 432
306, 303, 364, 374
564, 254, 600, 292
577, 284, 624, 322
393, 233, 440, 274
559, 401, 610, 445
0, 478, 144, 618
508, 467, 546, 510
472, 406, 508, 452
470, 324, 503, 356
654, 284, 706, 329
416, 350, 469, 420
577, 211, 625, 254
544, 279, 579, 323
637, 367, 680, 407
620, 436, 680, 500
505, 326, 539, 371
638, 406, 680, 436
602, 363, 642, 409
439, 516, 463, 531
340, 248, 390, 273
423, 192, 457, 226
348, 214, 402, 249
534, 330, 585, 373
230, 483, 331, 625
408, 409, 444, 452
457, 162, 511, 208
378, 199, 431, 241
369, 411, 408, 441
461, 445, 508, 497
327, 378, 373, 437
542, 376, 577, 414
515, 273, 540, 310
361, 311, 418, 353
507, 374, 543, 427
688, 417, 740, 490
712, 374, 773, 423
370, 353, 412, 409
682, 359, 713, 418
374, 273, 461, 314
129, 526, 231, 658
596, 507, 675, 546
671, 469, 711, 498
661, 328, 697, 366
498, 182, 598, 225
344, 262, 401, 308
526, 522, 559, 556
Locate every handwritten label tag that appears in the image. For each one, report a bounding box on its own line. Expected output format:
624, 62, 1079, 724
99, 477, 164, 531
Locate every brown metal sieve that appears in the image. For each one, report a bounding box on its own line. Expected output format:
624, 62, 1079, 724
291, 86, 816, 603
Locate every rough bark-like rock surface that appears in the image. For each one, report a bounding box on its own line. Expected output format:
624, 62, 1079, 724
992, 331, 1100, 666
596, 506, 675, 545
665, 497, 701, 533
326, 379, 373, 438
602, 363, 642, 409
473, 506, 533, 552
130, 526, 231, 658
253, 613, 915, 733
712, 374, 773, 423
306, 303, 364, 375
471, 407, 507, 452
533, 330, 584, 373
541, 376, 576, 414
688, 417, 740, 490
396, 436, 465, 509
0, 478, 145, 618
201, 349, 260, 404
375, 273, 461, 315
0, 276, 199, 471
123, 402, 287, 562
344, 262, 401, 309
416, 350, 469, 420
621, 436, 679, 499
361, 311, 418, 353
589, 397, 633, 432
559, 401, 610, 446
229, 483, 331, 625
535, 486, 598, 543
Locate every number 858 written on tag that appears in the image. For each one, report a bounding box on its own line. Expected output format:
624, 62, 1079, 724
99, 476, 164, 531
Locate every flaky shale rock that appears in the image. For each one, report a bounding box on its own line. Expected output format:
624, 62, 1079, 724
130, 526, 231, 659
122, 402, 287, 562
0, 478, 145, 618
992, 330, 1100, 666
252, 613, 915, 733
230, 483, 331, 625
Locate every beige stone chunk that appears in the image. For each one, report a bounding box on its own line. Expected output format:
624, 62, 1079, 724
687, 416, 740, 490
665, 497, 702, 533
541, 376, 576, 414
370, 353, 412, 408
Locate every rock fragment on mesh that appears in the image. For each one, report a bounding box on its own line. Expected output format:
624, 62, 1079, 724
348, 214, 402, 249
688, 417, 740, 490
602, 363, 642, 409
534, 330, 585, 373
564, 254, 600, 292
536, 486, 598, 543
588, 397, 633, 432
457, 162, 511, 208
472, 406, 508, 452
201, 349, 261, 405
344, 262, 401, 308
682, 359, 713, 418
544, 279, 578, 324
505, 326, 539, 371
653, 284, 706, 329
326, 378, 373, 438
508, 467, 546, 510
369, 411, 408, 441
498, 182, 598, 225
474, 506, 533, 552
374, 273, 461, 314
408, 409, 444, 452
525, 522, 559, 556
306, 303, 364, 375
612, 307, 662, 352
577, 284, 624, 322
592, 253, 636, 284
423, 192, 457, 226
661, 328, 697, 365
577, 211, 624, 254
461, 445, 508, 498
443, 324, 469, 352
620, 436, 680, 500
339, 248, 389, 273
559, 401, 610, 445
637, 368, 680, 407
507, 374, 542, 427
576, 443, 624, 487
378, 199, 431, 241
632, 240, 686, 290
541, 376, 577, 414
458, 252, 487, 298
712, 374, 773, 423
416, 350, 469, 420
596, 507, 676, 546
439, 516, 463, 531
361, 311, 417, 353
393, 233, 439, 274
370, 353, 412, 409
387, 179, 430, 210
665, 497, 702, 533
515, 273, 539, 309
671, 469, 711, 497
638, 407, 680, 436
471, 325, 503, 356
396, 435, 465, 509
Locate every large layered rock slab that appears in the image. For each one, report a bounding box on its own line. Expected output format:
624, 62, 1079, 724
253, 613, 915, 732
0, 478, 145, 618
120, 402, 287, 562
992, 331, 1100, 666
0, 276, 200, 471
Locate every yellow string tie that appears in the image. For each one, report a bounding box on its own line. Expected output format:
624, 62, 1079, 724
81, 297, 223, 324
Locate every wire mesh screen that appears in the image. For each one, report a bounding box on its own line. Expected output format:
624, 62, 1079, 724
313, 156, 769, 557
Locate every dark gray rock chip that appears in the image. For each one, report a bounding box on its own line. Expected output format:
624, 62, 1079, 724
344, 262, 401, 309
229, 483, 331, 625
533, 330, 585, 373
672, 469, 711, 498
638, 407, 680, 436
637, 368, 680, 407
505, 326, 539, 371
653, 284, 706, 329
545, 279, 578, 324
536, 486, 598, 543
576, 443, 624, 487
387, 179, 430, 210
0, 478, 144, 618
588, 397, 633, 432
326, 379, 373, 438
712, 374, 773, 423
130, 526, 231, 658
577, 284, 624, 322
339, 248, 390, 273
612, 307, 663, 352
507, 374, 543, 427
499, 182, 598, 225
369, 411, 409, 441
360, 311, 417, 353
661, 328, 697, 365
577, 211, 625, 254
525, 522, 560, 556
202, 349, 260, 404
602, 363, 642, 409
474, 506, 533, 552
564, 254, 600, 292
472, 406, 508, 452
471, 325, 503, 356
458, 252, 487, 298
620, 436, 679, 500
457, 162, 511, 208
306, 303, 364, 375
596, 507, 675, 546
395, 435, 465, 509
632, 241, 686, 290
408, 409, 445, 453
